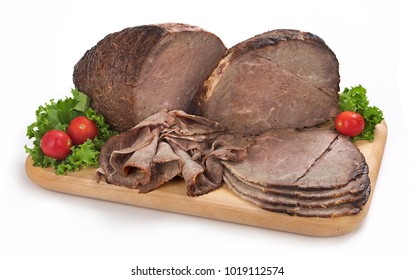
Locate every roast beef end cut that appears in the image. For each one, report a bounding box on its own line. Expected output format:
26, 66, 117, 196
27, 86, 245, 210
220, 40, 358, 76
73, 23, 226, 131
197, 29, 340, 135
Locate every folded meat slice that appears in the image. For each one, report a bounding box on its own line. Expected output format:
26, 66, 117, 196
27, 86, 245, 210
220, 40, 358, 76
171, 144, 220, 196
140, 141, 184, 193
97, 110, 246, 196
111, 127, 160, 180
196, 29, 340, 135
97, 125, 183, 192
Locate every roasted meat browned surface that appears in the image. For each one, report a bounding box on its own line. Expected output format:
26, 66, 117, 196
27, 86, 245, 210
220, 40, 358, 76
74, 23, 226, 131
197, 29, 340, 135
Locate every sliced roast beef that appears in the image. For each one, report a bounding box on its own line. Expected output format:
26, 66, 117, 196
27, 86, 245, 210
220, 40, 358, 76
222, 127, 370, 217
225, 182, 365, 217
97, 109, 371, 217
196, 29, 340, 135
97, 110, 248, 196
97, 113, 184, 192
74, 23, 226, 131
222, 128, 367, 189
231, 168, 369, 199
224, 170, 370, 209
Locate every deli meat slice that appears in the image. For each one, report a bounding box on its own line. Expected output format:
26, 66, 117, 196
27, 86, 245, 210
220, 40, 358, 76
224, 182, 365, 217
222, 128, 371, 217
224, 170, 370, 217
197, 29, 340, 135
227, 166, 369, 199
97, 110, 249, 196
222, 128, 367, 188
74, 23, 226, 131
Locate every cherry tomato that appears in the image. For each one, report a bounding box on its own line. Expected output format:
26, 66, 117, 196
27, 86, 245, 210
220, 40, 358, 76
67, 116, 99, 145
334, 111, 365, 137
40, 130, 73, 160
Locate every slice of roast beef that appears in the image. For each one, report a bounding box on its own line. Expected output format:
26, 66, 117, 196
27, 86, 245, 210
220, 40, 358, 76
225, 181, 365, 217
74, 23, 226, 131
196, 29, 340, 135
97, 113, 184, 192
97, 110, 248, 196
221, 127, 370, 217
231, 168, 369, 199
294, 134, 367, 189
223, 170, 370, 209
222, 128, 367, 189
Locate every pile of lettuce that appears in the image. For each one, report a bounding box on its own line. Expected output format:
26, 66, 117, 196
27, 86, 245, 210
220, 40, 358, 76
338, 85, 384, 141
25, 89, 118, 175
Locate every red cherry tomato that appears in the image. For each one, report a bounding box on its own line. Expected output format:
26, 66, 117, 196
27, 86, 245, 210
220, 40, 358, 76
334, 111, 365, 137
67, 116, 99, 145
40, 130, 73, 160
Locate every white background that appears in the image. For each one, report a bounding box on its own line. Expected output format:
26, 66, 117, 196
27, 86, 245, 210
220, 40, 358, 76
1, 0, 413, 279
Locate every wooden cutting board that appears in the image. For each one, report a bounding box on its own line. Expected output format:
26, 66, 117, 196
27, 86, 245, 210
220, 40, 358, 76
25, 121, 387, 236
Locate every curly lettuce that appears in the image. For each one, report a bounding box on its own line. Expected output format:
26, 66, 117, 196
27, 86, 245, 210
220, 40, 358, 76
339, 85, 384, 141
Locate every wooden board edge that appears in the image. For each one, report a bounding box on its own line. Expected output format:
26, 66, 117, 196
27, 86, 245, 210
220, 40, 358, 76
24, 121, 388, 237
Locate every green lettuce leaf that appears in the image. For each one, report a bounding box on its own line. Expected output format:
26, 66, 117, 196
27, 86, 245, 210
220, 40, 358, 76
54, 139, 100, 175
338, 85, 384, 141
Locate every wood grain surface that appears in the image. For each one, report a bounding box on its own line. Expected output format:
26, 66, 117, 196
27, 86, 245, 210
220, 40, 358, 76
25, 121, 387, 236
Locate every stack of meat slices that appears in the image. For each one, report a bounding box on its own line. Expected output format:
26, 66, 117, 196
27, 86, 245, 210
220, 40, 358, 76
222, 128, 371, 217
97, 110, 251, 196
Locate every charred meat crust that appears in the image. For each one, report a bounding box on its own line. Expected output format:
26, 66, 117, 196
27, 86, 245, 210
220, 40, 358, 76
73, 25, 167, 131
196, 29, 337, 106
225, 29, 330, 64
